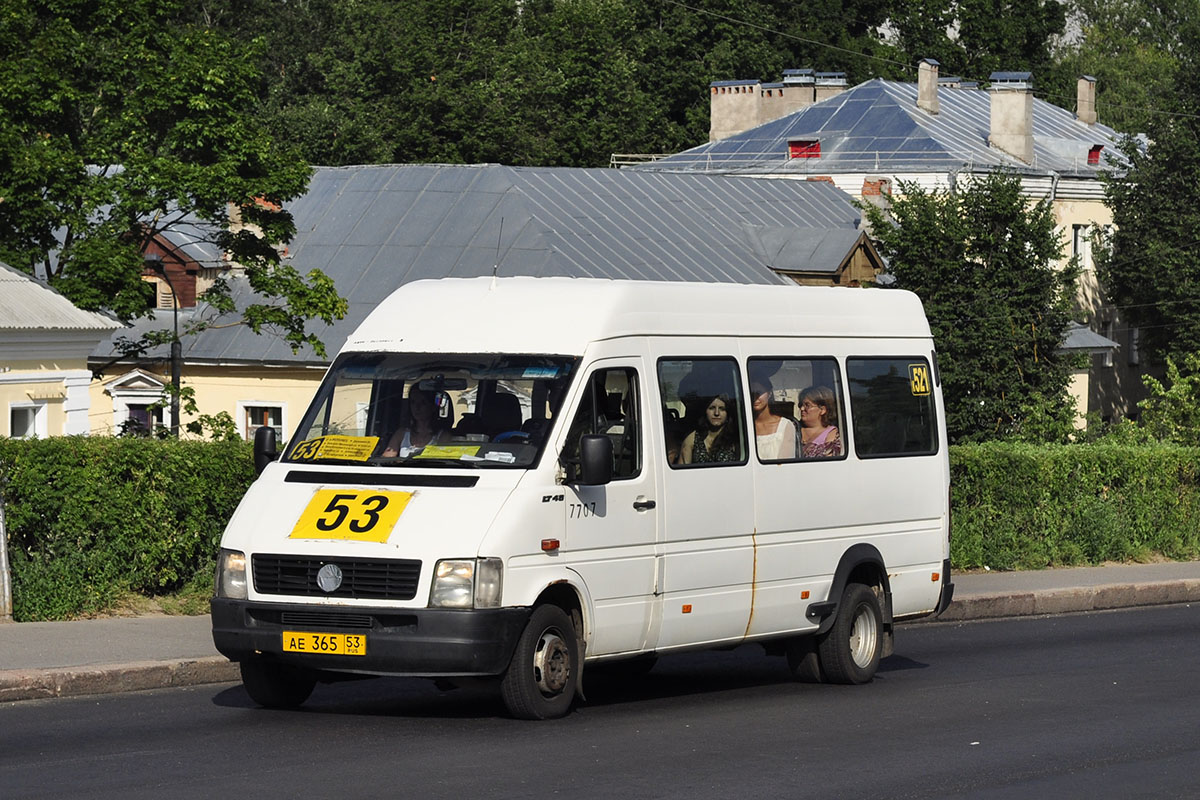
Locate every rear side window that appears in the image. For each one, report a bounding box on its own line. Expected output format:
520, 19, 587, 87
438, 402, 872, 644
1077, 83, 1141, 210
846, 358, 938, 458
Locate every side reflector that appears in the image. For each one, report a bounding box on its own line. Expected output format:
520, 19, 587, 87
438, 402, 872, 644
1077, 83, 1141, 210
932, 572, 940, 582
541, 539, 560, 552
682, 604, 692, 614
801, 590, 810, 599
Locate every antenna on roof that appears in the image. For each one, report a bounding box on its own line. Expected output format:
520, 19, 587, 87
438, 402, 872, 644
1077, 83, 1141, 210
491, 217, 504, 289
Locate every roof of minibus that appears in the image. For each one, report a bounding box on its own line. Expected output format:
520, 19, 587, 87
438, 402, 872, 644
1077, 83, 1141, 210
345, 277, 932, 355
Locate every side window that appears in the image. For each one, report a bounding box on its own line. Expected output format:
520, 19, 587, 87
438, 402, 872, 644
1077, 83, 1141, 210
747, 358, 845, 461
563, 368, 641, 479
847, 357, 938, 458
658, 358, 746, 468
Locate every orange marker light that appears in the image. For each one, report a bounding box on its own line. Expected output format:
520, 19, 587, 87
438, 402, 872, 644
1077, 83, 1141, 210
682, 604, 693, 614
932, 572, 940, 582
801, 590, 810, 599
541, 539, 560, 552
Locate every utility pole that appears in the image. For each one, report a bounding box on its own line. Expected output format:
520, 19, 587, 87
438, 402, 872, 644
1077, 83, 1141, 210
145, 253, 182, 438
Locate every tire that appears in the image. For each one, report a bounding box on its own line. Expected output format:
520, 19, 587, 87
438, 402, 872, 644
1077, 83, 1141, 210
500, 605, 580, 720
240, 659, 317, 709
817, 582, 883, 685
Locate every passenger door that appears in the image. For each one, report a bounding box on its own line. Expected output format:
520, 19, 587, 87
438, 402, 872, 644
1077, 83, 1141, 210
559, 360, 660, 656
653, 356, 756, 650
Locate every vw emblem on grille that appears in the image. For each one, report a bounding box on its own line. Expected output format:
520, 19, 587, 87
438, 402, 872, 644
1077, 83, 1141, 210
316, 563, 344, 593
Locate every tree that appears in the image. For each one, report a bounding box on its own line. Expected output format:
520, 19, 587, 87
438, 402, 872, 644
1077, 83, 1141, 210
1050, 0, 1192, 134
1096, 19, 1200, 364
0, 0, 346, 355
865, 173, 1081, 443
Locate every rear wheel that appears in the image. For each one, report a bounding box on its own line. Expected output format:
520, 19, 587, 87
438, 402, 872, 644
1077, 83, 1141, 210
500, 605, 579, 720
240, 659, 317, 709
817, 582, 883, 685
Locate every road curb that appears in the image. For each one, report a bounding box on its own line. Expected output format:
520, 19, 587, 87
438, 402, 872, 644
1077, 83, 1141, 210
921, 579, 1200, 623
0, 656, 239, 703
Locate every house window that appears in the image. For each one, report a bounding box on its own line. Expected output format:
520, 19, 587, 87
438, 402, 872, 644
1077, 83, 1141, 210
10, 404, 45, 439
1088, 145, 1104, 166
244, 405, 284, 441
124, 403, 163, 436
788, 140, 820, 159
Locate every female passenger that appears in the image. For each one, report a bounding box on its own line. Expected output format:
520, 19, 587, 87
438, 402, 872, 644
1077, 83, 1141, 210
680, 393, 740, 464
750, 378, 797, 460
798, 385, 842, 458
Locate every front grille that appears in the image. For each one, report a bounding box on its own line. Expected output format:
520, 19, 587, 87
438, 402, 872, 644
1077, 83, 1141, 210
253, 554, 421, 600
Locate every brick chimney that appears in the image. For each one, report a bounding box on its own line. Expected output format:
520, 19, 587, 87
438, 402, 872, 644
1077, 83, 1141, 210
709, 79, 761, 143
918, 59, 940, 115
988, 72, 1034, 164
1077, 75, 1097, 125
814, 72, 847, 102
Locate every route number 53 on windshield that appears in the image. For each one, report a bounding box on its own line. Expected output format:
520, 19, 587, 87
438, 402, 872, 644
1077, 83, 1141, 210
290, 489, 414, 543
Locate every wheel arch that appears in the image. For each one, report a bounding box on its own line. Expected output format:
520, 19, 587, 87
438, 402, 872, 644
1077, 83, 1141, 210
809, 543, 893, 636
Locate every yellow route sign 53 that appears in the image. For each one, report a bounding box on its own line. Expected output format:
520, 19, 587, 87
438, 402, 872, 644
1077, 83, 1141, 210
290, 489, 413, 543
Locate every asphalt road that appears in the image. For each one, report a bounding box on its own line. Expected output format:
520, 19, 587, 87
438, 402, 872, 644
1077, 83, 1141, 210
2, 604, 1198, 799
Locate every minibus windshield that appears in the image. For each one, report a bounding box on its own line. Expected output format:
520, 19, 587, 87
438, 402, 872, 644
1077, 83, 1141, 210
284, 353, 578, 469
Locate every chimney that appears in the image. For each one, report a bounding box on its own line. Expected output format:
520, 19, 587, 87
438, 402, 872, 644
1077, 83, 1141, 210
814, 72, 847, 102
780, 69, 816, 114
918, 59, 940, 114
988, 72, 1035, 164
1077, 75, 1097, 125
709, 79, 761, 143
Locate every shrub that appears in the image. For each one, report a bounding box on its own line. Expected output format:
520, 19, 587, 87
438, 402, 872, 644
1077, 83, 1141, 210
0, 437, 254, 621
950, 442, 1200, 569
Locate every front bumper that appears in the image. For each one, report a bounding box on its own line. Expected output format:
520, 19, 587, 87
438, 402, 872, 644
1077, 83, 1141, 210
211, 598, 529, 678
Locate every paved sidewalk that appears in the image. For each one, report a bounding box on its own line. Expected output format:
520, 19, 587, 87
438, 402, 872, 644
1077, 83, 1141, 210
2, 560, 1198, 703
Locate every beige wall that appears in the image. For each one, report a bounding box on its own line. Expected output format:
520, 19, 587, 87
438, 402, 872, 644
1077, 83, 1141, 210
89, 364, 326, 440
1, 357, 93, 438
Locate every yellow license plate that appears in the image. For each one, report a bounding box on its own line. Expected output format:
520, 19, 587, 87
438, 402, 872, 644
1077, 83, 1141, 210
282, 631, 367, 657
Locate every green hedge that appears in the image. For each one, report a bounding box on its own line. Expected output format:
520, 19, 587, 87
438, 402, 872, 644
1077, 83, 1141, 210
950, 442, 1200, 569
1, 438, 1198, 620
0, 437, 254, 621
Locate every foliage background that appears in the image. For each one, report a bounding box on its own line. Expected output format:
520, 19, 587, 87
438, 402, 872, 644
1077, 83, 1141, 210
2, 438, 1198, 620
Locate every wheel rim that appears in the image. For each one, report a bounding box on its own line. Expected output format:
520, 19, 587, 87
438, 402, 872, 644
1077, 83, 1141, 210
848, 602, 878, 669
532, 627, 571, 696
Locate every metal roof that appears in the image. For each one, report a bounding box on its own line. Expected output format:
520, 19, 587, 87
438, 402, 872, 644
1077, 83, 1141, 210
93, 164, 866, 367
0, 262, 121, 332
635, 78, 1128, 178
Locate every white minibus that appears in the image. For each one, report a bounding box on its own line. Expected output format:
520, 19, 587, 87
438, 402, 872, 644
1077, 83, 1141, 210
212, 277, 953, 719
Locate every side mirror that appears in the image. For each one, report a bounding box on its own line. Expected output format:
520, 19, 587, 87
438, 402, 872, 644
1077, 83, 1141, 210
253, 425, 279, 475
578, 434, 613, 486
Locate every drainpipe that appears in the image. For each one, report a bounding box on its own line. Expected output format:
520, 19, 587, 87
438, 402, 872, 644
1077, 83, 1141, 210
1049, 170, 1060, 202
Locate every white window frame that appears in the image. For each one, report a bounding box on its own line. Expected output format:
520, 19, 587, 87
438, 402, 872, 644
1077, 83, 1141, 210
8, 401, 48, 439
238, 401, 287, 441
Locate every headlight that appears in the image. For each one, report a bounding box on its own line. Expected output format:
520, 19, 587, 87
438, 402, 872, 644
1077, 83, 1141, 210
430, 557, 503, 609
214, 549, 248, 599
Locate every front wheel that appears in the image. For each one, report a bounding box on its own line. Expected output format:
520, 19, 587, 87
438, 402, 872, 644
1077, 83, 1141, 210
817, 582, 883, 685
240, 659, 317, 709
500, 605, 580, 720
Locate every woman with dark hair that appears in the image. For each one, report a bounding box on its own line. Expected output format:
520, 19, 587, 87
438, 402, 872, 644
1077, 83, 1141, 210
750, 376, 796, 460
382, 385, 451, 457
798, 385, 842, 458
680, 393, 740, 464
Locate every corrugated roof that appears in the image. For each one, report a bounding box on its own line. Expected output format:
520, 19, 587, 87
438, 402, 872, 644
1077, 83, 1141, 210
0, 263, 121, 332
636, 79, 1128, 178
93, 164, 866, 366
